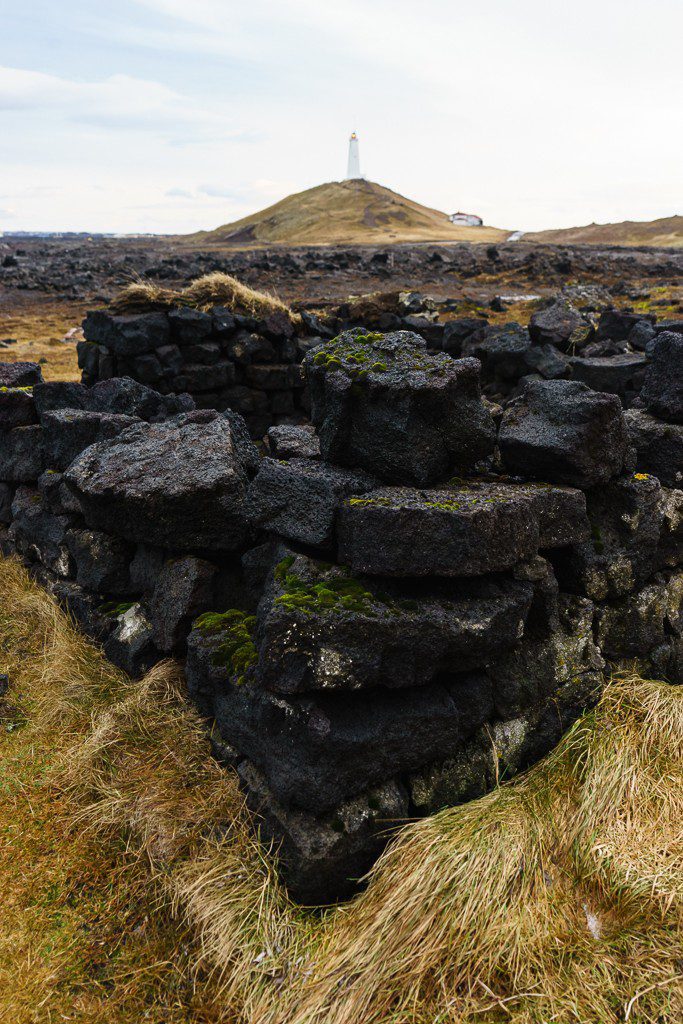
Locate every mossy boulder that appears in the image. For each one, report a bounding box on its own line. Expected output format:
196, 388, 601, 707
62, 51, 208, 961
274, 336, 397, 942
305, 329, 496, 486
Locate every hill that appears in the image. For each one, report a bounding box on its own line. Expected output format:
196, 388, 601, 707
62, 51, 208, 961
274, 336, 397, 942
526, 214, 683, 248
187, 179, 508, 247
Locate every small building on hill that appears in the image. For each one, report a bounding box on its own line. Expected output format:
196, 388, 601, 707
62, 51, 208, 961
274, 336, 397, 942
449, 211, 483, 226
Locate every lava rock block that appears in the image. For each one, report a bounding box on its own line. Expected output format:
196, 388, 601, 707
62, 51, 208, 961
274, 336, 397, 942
266, 423, 321, 460
9, 487, 74, 577
594, 577, 673, 658
239, 761, 408, 904
37, 470, 81, 516
32, 381, 88, 416
82, 311, 170, 356
85, 377, 194, 421
551, 474, 664, 600
305, 330, 496, 486
596, 309, 654, 342
168, 308, 213, 344
66, 528, 134, 595
41, 409, 141, 471
492, 593, 604, 717
568, 353, 648, 398
0, 362, 43, 388
640, 331, 683, 423
246, 458, 377, 548
0, 425, 44, 482
624, 409, 683, 488
104, 603, 160, 677
499, 380, 631, 488
528, 298, 591, 350
186, 625, 494, 813
149, 556, 218, 653
253, 551, 532, 693
65, 410, 257, 550
0, 388, 37, 430
0, 482, 14, 524
337, 479, 587, 577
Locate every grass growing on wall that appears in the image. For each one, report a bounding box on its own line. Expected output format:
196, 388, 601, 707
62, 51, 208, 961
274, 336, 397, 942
0, 554, 681, 1023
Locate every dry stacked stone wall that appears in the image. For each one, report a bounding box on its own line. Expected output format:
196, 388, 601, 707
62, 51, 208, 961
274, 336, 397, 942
1, 320, 681, 903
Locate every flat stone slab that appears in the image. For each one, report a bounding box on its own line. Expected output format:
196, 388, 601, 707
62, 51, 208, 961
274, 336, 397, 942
65, 410, 257, 550
252, 550, 533, 692
624, 409, 683, 489
305, 329, 496, 486
336, 479, 589, 577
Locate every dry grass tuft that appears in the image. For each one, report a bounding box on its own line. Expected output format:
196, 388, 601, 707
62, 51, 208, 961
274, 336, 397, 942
1, 554, 682, 1023
110, 271, 296, 321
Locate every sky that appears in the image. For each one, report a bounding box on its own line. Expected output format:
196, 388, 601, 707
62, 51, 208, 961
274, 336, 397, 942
1, 0, 681, 234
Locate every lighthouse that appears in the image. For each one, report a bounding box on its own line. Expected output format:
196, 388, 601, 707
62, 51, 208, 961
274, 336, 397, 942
346, 132, 362, 179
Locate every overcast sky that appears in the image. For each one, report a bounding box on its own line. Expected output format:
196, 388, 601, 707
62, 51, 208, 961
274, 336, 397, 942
1, 0, 681, 234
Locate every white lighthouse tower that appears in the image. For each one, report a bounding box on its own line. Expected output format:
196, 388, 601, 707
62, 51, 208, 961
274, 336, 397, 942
346, 132, 362, 179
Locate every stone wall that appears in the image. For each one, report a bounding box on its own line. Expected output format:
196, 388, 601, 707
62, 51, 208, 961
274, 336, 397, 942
1, 322, 681, 904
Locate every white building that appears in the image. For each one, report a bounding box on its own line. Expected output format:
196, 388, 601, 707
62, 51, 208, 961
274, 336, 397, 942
346, 132, 362, 179
449, 211, 483, 226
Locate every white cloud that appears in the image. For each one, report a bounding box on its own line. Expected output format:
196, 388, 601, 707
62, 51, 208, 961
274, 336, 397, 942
0, 66, 248, 141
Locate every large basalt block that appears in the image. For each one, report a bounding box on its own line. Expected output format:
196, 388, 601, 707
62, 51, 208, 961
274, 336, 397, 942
624, 409, 683, 489
246, 458, 377, 548
551, 474, 664, 600
640, 331, 683, 424
65, 528, 134, 595
64, 410, 257, 551
0, 425, 44, 482
253, 551, 532, 693
148, 556, 217, 653
528, 297, 591, 350
186, 626, 493, 814
42, 410, 141, 471
0, 387, 37, 430
0, 362, 43, 388
568, 353, 648, 398
499, 380, 631, 488
336, 479, 588, 577
594, 572, 682, 662
82, 311, 170, 356
239, 761, 408, 904
9, 486, 74, 577
305, 330, 496, 486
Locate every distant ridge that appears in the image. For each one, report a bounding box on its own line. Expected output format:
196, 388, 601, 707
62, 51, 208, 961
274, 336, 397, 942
525, 215, 683, 248
186, 179, 508, 247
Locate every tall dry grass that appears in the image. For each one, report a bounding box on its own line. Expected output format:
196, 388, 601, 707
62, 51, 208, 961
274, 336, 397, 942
1, 554, 681, 1023
109, 271, 295, 320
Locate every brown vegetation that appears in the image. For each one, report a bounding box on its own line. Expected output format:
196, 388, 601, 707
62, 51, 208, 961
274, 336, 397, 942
1, 556, 681, 1022
527, 215, 683, 248
110, 271, 296, 321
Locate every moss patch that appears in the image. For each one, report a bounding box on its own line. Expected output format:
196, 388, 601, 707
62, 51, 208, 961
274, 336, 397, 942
193, 609, 257, 684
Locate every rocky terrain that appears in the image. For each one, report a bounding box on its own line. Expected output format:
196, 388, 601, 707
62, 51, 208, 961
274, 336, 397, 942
0, 290, 681, 901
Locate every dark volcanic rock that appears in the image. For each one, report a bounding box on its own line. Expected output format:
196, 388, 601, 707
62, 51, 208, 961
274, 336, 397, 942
0, 362, 43, 388
640, 331, 683, 423
551, 474, 664, 600
82, 311, 169, 355
624, 409, 683, 488
239, 761, 408, 904
64, 410, 257, 550
9, 487, 74, 576
305, 330, 496, 486
42, 410, 141, 471
499, 380, 631, 488
596, 309, 654, 342
336, 479, 588, 577
0, 425, 44, 482
266, 423, 321, 460
568, 353, 648, 398
66, 528, 134, 595
246, 458, 377, 548
254, 551, 532, 693
104, 603, 159, 677
528, 297, 590, 350
149, 555, 217, 652
0, 388, 37, 430
186, 623, 493, 813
